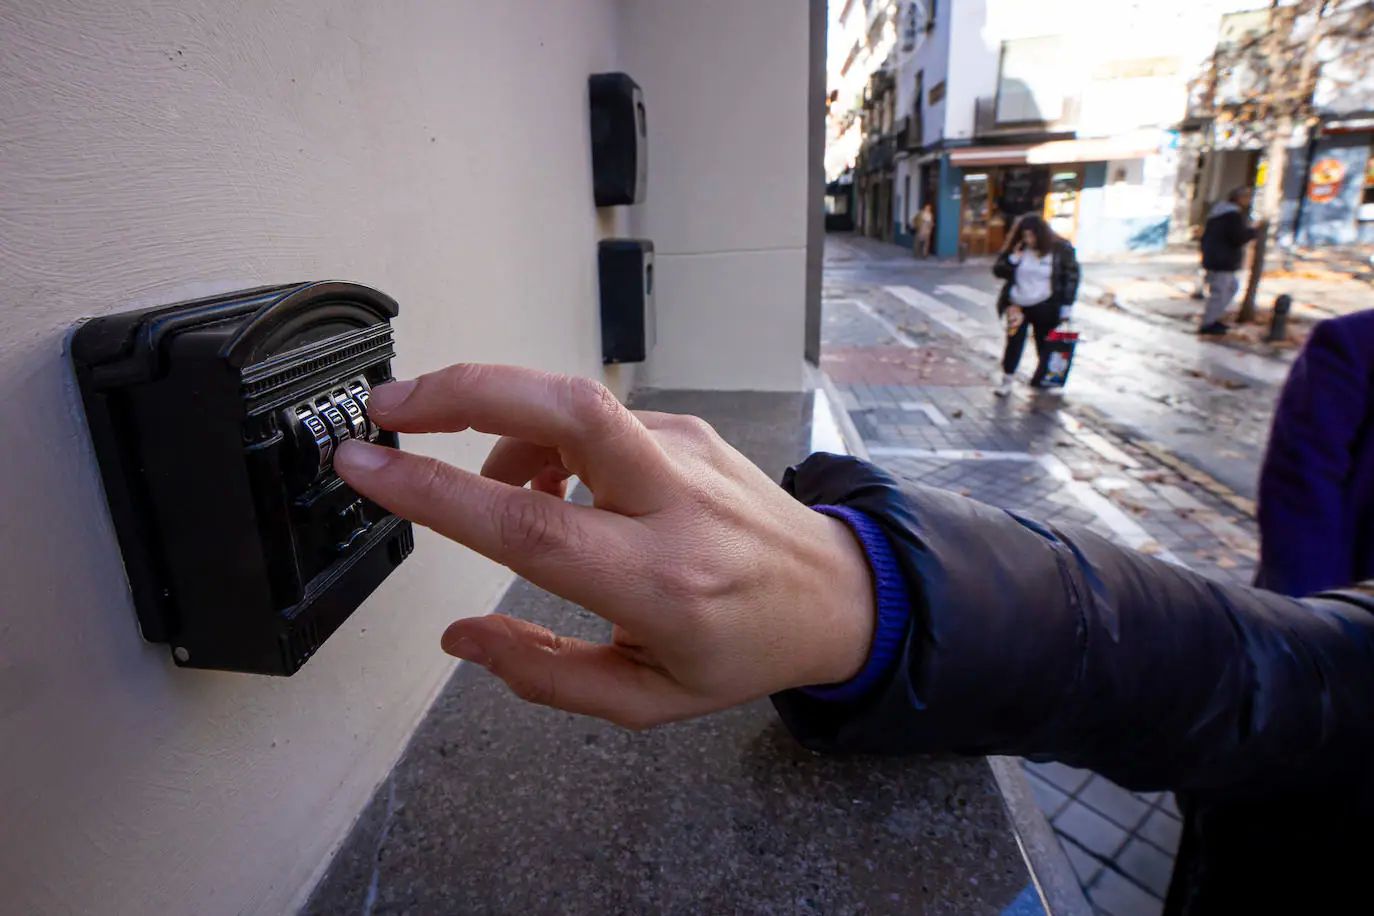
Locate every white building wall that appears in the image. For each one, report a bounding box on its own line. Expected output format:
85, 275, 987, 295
943, 0, 997, 142
947, 0, 1268, 142
0, 2, 811, 913
825, 0, 898, 180
624, 0, 810, 392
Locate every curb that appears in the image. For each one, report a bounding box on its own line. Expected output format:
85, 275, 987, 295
1072, 405, 1258, 520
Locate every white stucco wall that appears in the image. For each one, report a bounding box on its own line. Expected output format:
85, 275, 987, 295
0, 2, 808, 914
626, 0, 811, 392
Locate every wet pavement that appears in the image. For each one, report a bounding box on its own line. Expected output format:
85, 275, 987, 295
823, 233, 1299, 504
820, 233, 1286, 915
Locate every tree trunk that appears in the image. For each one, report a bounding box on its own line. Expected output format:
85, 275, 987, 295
1240, 115, 1291, 322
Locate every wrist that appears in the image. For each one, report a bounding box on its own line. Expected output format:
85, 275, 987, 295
805, 514, 877, 686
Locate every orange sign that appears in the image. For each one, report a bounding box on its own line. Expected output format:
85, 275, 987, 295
1308, 157, 1348, 203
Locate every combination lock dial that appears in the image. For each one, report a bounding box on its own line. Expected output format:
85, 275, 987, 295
286, 377, 379, 487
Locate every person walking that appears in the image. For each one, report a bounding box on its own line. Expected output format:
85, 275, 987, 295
911, 203, 934, 259
1198, 186, 1257, 335
1255, 309, 1374, 597
991, 214, 1079, 396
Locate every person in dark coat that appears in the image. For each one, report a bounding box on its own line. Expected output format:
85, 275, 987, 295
1257, 309, 1374, 595
335, 363, 1374, 916
1197, 186, 1257, 335
991, 214, 1079, 395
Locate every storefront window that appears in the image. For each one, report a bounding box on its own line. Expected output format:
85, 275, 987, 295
1044, 170, 1082, 241
960, 174, 992, 255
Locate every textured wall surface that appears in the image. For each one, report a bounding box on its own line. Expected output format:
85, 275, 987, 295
625, 0, 811, 391
0, 2, 813, 911
0, 2, 627, 913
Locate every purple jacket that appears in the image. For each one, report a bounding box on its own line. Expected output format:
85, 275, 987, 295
1256, 310, 1374, 597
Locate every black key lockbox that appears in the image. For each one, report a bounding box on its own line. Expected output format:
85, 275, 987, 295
71, 281, 415, 675
589, 72, 647, 207
599, 239, 655, 364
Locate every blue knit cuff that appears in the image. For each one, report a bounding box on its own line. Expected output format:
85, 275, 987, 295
801, 505, 912, 703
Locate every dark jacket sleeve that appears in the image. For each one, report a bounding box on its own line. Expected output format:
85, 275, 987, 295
1256, 318, 1370, 596
1225, 211, 1258, 248
1054, 242, 1080, 306
772, 453, 1374, 801
992, 251, 1016, 281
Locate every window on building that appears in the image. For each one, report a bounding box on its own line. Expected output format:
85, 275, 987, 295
995, 35, 1068, 123
913, 70, 924, 146
904, 174, 911, 227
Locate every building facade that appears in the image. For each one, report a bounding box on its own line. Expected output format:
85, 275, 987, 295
830, 0, 1366, 258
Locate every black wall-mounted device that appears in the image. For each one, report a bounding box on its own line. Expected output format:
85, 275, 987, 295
599, 240, 656, 364
71, 281, 414, 675
589, 72, 647, 207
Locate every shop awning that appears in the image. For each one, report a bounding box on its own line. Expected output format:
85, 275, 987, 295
947, 144, 1035, 167
949, 131, 1162, 168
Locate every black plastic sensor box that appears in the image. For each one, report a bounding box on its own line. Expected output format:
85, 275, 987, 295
589, 72, 647, 207
599, 239, 656, 364
70, 281, 415, 675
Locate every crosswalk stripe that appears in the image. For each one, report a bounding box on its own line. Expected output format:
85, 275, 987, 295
935, 284, 998, 309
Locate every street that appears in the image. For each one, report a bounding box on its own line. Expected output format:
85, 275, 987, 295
823, 233, 1295, 504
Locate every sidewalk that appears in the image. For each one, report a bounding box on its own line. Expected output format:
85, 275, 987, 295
1083, 243, 1372, 352
836, 230, 1371, 353
821, 284, 1265, 915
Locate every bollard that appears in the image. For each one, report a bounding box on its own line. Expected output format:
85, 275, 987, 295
1268, 294, 1293, 342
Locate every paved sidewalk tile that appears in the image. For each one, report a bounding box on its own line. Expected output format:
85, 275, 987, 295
1024, 760, 1095, 796
1054, 802, 1129, 859
1061, 838, 1104, 887
1089, 868, 1163, 916
1139, 809, 1185, 852
1079, 776, 1152, 831
1117, 838, 1176, 897
1024, 769, 1072, 820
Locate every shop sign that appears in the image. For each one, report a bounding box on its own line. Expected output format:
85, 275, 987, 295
1308, 157, 1348, 203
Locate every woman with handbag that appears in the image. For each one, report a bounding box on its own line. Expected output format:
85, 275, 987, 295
991, 214, 1080, 396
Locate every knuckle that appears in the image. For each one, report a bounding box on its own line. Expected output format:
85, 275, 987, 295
655, 560, 730, 611
672, 414, 717, 441
435, 362, 487, 403
564, 376, 623, 430
411, 456, 461, 503
505, 670, 557, 708
495, 497, 569, 553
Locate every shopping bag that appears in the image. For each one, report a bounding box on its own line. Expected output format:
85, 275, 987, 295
1035, 329, 1078, 388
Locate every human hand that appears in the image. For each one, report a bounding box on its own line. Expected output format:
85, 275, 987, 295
1006, 306, 1025, 333
333, 365, 876, 730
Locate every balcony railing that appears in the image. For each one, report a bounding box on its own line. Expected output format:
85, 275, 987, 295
860, 133, 896, 172
973, 94, 1079, 139
895, 114, 922, 151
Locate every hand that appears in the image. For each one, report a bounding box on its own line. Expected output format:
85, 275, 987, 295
1058, 305, 1074, 325
1006, 306, 1025, 333
333, 365, 877, 730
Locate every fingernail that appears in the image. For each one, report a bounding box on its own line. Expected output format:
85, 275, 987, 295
368, 378, 418, 413
334, 438, 395, 473
444, 635, 491, 667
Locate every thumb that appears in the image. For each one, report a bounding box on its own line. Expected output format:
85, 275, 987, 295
441, 615, 701, 730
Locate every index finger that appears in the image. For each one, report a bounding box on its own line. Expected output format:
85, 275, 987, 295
369, 364, 666, 508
